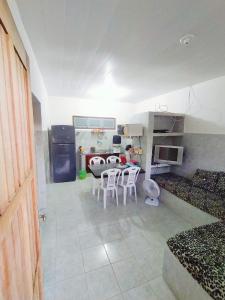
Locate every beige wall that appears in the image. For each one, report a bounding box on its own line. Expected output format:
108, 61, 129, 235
135, 75, 225, 135
46, 96, 136, 128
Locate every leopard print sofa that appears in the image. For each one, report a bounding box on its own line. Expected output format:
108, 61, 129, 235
152, 170, 225, 220
167, 221, 225, 300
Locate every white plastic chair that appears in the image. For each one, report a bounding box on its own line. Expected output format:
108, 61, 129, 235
97, 168, 121, 209
106, 156, 121, 164
119, 166, 141, 206
90, 156, 105, 195
90, 156, 105, 165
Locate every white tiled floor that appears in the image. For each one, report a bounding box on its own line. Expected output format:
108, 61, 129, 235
41, 176, 193, 300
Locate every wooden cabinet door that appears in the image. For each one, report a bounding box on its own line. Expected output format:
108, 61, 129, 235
0, 5, 43, 300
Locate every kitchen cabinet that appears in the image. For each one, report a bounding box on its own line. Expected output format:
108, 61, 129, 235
73, 116, 116, 129
118, 124, 143, 137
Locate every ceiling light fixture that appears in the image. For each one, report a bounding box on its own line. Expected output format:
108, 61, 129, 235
88, 61, 130, 100
180, 34, 195, 46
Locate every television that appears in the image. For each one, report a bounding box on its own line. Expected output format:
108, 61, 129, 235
154, 145, 184, 165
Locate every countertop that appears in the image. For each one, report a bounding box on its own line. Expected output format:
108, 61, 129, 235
80, 152, 122, 156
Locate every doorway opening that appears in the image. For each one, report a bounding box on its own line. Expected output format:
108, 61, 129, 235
32, 94, 47, 220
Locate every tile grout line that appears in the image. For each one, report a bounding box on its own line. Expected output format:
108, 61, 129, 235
43, 179, 180, 299
104, 244, 124, 299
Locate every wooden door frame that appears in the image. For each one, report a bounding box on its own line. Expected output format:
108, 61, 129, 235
0, 0, 43, 299
0, 0, 28, 68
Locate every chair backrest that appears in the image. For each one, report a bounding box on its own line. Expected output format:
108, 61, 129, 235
90, 156, 105, 165
121, 166, 141, 186
106, 156, 121, 164
101, 168, 121, 189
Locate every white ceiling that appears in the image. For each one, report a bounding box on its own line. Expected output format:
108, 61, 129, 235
16, 0, 225, 103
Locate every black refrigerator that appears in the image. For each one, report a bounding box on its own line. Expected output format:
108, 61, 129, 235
50, 125, 76, 183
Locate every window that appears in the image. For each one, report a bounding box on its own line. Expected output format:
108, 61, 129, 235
73, 116, 116, 129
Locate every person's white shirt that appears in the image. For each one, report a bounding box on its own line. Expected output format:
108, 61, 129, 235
125, 150, 131, 162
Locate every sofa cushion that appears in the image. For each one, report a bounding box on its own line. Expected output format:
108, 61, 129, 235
153, 173, 178, 187
188, 187, 225, 220
164, 177, 182, 194
174, 178, 192, 201
153, 173, 183, 194
154, 173, 225, 220
167, 221, 225, 300
152, 174, 167, 187
192, 169, 219, 193
215, 172, 225, 198
188, 186, 208, 210
205, 193, 225, 220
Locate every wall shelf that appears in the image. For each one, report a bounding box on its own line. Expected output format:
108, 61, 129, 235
153, 112, 185, 117
151, 163, 170, 168
151, 163, 171, 175
153, 132, 184, 137
142, 112, 185, 178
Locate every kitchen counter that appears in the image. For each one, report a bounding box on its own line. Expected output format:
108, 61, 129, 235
80, 152, 116, 155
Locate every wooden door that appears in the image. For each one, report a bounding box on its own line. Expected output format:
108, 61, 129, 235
0, 2, 43, 299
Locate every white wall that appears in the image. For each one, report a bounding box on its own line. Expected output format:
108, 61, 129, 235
7, 0, 48, 130
47, 97, 136, 128
48, 73, 225, 134
136, 75, 225, 134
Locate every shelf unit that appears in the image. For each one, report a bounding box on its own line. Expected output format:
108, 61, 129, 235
154, 113, 184, 134
126, 111, 185, 180
143, 112, 185, 179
